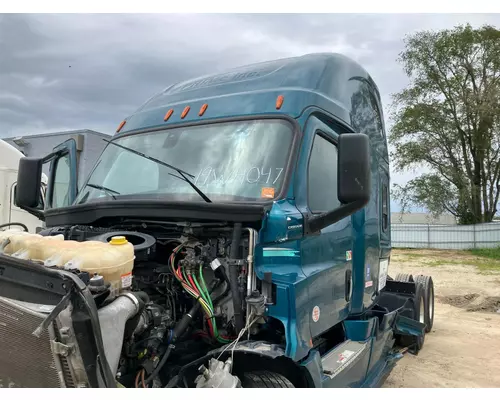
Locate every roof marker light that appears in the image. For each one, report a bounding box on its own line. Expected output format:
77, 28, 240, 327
199, 103, 208, 116
276, 95, 284, 110
116, 120, 126, 133
181, 106, 191, 119
163, 109, 174, 121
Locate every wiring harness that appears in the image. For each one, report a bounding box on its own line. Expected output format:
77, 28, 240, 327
169, 242, 233, 344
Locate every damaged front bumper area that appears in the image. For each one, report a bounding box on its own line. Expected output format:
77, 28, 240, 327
0, 254, 138, 388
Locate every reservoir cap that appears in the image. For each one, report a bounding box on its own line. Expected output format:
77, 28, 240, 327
110, 236, 128, 245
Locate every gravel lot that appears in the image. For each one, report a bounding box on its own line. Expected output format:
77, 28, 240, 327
383, 249, 500, 388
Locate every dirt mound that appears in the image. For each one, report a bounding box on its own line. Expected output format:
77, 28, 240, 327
467, 297, 500, 313
439, 293, 500, 313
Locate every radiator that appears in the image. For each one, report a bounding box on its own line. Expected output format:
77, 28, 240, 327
0, 296, 65, 388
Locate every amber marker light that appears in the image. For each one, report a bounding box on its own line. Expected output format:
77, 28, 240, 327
276, 95, 284, 110
181, 106, 191, 119
164, 109, 174, 121
199, 103, 208, 116
116, 120, 126, 133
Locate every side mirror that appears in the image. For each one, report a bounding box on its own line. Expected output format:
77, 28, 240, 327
306, 133, 371, 233
338, 133, 370, 204
16, 157, 44, 209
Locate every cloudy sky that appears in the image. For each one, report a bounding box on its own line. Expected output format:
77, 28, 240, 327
1, 13, 500, 211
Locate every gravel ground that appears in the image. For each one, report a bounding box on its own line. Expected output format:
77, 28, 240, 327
383, 249, 500, 388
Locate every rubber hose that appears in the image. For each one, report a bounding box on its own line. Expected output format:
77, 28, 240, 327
143, 344, 174, 385
145, 301, 201, 385
0, 222, 28, 232
134, 291, 150, 305
212, 266, 231, 305
212, 281, 231, 306
228, 223, 244, 332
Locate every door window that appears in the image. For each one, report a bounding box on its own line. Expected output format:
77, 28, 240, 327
308, 133, 340, 213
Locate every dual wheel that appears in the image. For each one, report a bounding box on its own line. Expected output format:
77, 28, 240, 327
395, 273, 435, 350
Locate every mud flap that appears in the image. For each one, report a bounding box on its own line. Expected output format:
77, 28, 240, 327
394, 314, 425, 337
394, 314, 425, 354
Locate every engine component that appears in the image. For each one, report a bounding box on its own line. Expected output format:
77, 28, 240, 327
246, 290, 266, 317
98, 293, 142, 376
89, 273, 107, 293
194, 358, 241, 388
1, 223, 261, 388
0, 230, 135, 297
88, 231, 156, 262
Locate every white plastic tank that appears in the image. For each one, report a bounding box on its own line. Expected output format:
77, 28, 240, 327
0, 230, 135, 297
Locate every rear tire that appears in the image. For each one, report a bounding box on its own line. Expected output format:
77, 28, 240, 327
414, 275, 434, 333
395, 273, 414, 282
241, 371, 295, 388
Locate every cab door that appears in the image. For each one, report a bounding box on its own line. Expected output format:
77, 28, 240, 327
294, 115, 353, 338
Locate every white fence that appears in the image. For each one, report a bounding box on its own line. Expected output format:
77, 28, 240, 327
391, 222, 500, 250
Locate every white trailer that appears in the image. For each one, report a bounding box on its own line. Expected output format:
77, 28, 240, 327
0, 139, 46, 232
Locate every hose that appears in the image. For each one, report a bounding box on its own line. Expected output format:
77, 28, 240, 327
212, 266, 231, 305
0, 222, 28, 232
228, 223, 244, 332
143, 344, 174, 386
134, 291, 150, 305
143, 301, 201, 385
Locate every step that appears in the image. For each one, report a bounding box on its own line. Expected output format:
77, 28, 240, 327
320, 340, 368, 379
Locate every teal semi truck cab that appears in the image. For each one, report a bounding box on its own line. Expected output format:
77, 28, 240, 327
1, 53, 434, 388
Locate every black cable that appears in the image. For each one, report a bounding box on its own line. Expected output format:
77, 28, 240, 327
0, 222, 28, 231
143, 344, 174, 386
164, 352, 215, 388
212, 279, 230, 305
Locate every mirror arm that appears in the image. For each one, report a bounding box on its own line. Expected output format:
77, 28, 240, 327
19, 206, 45, 221
305, 198, 369, 234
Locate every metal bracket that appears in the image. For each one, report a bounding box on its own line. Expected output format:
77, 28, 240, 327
226, 259, 246, 267
51, 340, 73, 357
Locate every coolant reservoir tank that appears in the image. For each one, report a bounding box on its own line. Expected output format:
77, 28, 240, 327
1, 231, 136, 298
63, 235, 135, 296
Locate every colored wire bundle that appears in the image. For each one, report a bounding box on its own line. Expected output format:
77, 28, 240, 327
169, 243, 233, 343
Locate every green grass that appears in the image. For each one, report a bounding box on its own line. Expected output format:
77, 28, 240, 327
423, 260, 457, 267
475, 262, 500, 273
467, 247, 500, 272
468, 247, 500, 260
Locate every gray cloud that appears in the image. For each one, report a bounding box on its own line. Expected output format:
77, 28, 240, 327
1, 13, 500, 205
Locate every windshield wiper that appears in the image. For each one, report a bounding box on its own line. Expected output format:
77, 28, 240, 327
167, 172, 212, 203
86, 183, 120, 200
103, 139, 212, 203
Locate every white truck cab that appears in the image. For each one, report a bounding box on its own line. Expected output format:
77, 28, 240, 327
0, 139, 46, 232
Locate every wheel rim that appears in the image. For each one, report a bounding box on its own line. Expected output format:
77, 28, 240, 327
419, 295, 425, 324
429, 285, 434, 321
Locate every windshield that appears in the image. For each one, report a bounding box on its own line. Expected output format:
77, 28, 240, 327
75, 119, 294, 204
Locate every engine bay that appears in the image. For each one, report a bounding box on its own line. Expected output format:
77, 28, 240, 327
0, 221, 279, 388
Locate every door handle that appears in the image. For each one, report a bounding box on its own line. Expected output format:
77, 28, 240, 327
345, 269, 352, 302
